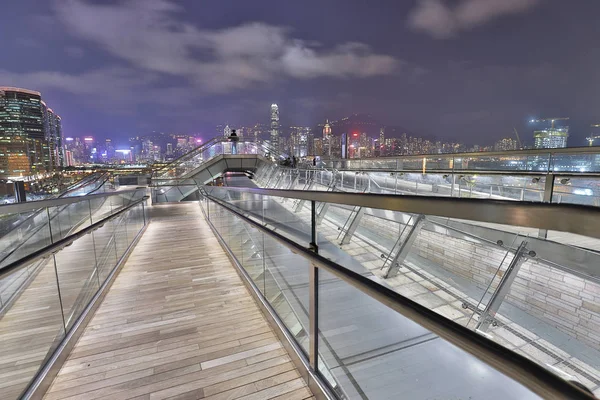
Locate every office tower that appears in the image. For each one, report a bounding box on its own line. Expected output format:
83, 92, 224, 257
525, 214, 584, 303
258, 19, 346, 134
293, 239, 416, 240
531, 118, 569, 149
166, 143, 173, 156
379, 128, 386, 156
0, 87, 50, 178
322, 120, 331, 156
314, 138, 323, 156
42, 101, 64, 169
223, 125, 232, 137
270, 104, 279, 151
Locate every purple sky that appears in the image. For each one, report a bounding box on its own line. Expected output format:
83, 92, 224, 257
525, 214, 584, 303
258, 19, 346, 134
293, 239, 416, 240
1, 0, 598, 146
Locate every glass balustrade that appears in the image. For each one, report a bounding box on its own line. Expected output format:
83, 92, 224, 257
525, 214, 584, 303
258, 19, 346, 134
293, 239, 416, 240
201, 180, 600, 398
0, 197, 146, 400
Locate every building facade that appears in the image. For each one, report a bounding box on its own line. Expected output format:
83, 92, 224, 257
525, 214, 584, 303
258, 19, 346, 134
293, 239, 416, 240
270, 104, 279, 151
0, 87, 57, 178
494, 137, 518, 152
42, 101, 64, 169
533, 129, 569, 149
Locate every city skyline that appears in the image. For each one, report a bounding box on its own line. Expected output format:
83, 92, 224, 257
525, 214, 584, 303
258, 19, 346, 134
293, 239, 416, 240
1, 1, 599, 146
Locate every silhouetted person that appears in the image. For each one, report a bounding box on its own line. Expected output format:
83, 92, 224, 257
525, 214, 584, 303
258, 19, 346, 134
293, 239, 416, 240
292, 156, 297, 168
312, 158, 316, 167
229, 129, 238, 154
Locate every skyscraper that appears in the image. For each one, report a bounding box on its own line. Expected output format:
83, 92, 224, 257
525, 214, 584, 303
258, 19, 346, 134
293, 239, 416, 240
379, 128, 385, 156
270, 104, 279, 151
0, 87, 50, 178
42, 101, 64, 169
322, 120, 331, 156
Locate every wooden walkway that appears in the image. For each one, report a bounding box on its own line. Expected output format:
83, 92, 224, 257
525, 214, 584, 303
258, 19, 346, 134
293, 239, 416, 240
43, 203, 313, 400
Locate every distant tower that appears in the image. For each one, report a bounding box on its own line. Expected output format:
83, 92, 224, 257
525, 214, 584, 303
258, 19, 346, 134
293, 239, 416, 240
270, 104, 279, 150
379, 127, 385, 156
323, 120, 331, 156
224, 124, 232, 137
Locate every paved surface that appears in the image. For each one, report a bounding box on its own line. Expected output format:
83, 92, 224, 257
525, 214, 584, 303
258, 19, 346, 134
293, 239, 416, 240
44, 203, 313, 400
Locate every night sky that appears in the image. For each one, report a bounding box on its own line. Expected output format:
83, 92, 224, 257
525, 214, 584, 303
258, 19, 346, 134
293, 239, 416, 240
1, 0, 598, 147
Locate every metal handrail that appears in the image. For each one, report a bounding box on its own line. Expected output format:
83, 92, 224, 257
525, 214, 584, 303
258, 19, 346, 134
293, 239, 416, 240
0, 188, 144, 214
207, 186, 600, 239
0, 196, 148, 280
331, 144, 600, 161
204, 192, 594, 400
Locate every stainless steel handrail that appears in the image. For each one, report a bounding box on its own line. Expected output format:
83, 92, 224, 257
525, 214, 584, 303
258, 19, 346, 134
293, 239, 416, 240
0, 196, 148, 280
204, 192, 595, 400
206, 186, 600, 239
0, 189, 144, 214
330, 144, 600, 161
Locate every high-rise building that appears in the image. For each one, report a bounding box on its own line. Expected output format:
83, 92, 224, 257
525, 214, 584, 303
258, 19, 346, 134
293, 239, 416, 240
42, 101, 64, 169
532, 118, 569, 149
0, 87, 51, 178
322, 120, 331, 156
270, 104, 279, 151
314, 138, 323, 156
494, 138, 518, 152
379, 128, 385, 156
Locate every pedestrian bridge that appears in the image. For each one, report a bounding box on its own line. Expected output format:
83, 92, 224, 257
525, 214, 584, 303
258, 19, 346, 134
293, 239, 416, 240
2, 141, 600, 399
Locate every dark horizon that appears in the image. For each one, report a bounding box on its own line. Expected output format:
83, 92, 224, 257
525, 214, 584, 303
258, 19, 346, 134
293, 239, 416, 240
1, 0, 599, 147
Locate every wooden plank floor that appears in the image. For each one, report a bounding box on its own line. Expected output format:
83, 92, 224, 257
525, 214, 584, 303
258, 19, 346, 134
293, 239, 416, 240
44, 203, 314, 400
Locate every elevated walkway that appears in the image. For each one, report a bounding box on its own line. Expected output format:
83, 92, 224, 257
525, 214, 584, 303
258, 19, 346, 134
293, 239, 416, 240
43, 203, 314, 400
2, 168, 598, 399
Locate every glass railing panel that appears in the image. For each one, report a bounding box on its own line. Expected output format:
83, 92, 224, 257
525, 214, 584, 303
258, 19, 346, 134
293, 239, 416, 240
94, 218, 119, 283
0, 209, 52, 268
53, 231, 100, 331
553, 176, 600, 206
262, 233, 310, 354
317, 269, 540, 400
550, 152, 600, 173
0, 257, 66, 400
484, 244, 600, 396
49, 200, 93, 242
200, 198, 310, 353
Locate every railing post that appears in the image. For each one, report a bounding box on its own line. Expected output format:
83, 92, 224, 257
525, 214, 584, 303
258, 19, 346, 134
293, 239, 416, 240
340, 207, 365, 245
538, 174, 555, 239
476, 241, 530, 332
385, 215, 425, 278
309, 200, 319, 371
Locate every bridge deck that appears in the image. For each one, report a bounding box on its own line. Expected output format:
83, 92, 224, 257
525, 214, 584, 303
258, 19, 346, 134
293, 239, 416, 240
44, 203, 313, 400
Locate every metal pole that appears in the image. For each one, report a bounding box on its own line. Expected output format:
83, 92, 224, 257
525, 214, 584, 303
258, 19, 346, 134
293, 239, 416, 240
476, 241, 529, 332
309, 200, 319, 371
539, 174, 555, 239
385, 215, 425, 278
340, 207, 365, 245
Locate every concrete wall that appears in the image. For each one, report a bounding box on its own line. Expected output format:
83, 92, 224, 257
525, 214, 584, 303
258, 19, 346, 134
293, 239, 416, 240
413, 229, 600, 350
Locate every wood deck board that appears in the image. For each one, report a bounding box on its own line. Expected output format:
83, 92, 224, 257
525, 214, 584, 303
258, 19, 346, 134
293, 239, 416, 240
44, 203, 312, 400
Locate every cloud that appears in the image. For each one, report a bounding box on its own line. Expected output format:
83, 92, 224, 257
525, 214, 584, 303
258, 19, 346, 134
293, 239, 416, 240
408, 0, 542, 39
0, 67, 171, 114
51, 0, 400, 93
64, 46, 84, 58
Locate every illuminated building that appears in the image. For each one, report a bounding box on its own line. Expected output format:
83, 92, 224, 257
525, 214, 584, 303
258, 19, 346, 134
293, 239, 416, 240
0, 87, 50, 178
531, 118, 569, 149
314, 138, 323, 156
322, 120, 331, 156
42, 102, 64, 169
270, 104, 280, 151
494, 138, 518, 152
379, 128, 385, 156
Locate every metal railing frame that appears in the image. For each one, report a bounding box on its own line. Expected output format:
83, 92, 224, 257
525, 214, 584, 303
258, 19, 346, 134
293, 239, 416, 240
202, 190, 595, 400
